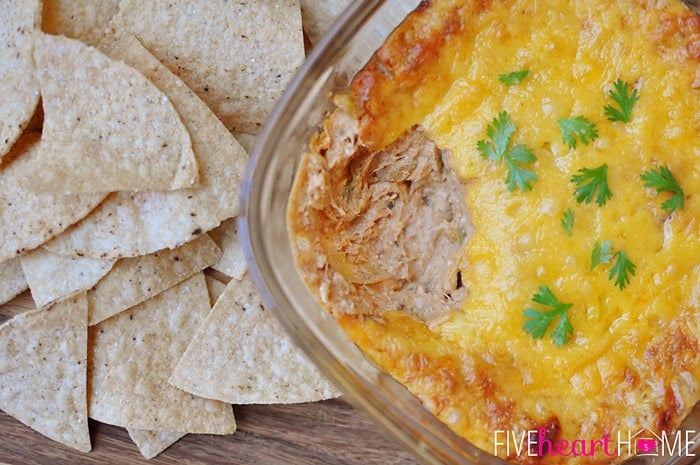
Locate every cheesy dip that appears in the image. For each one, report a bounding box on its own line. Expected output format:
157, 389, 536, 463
288, 0, 700, 463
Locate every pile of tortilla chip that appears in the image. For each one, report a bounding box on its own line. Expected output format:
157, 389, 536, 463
0, 0, 349, 459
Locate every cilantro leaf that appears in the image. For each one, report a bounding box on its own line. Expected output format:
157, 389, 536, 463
590, 239, 613, 270
522, 286, 573, 347
550, 312, 575, 349
604, 79, 639, 123
640, 166, 685, 213
571, 164, 612, 206
477, 111, 537, 192
609, 250, 636, 290
478, 111, 515, 162
522, 308, 555, 340
590, 240, 636, 290
557, 116, 599, 149
505, 144, 537, 191
561, 208, 574, 236
476, 139, 498, 163
499, 70, 530, 86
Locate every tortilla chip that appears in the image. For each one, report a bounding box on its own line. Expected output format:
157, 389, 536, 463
0, 131, 105, 263
0, 258, 28, 305
233, 133, 257, 154
127, 428, 185, 459
300, 0, 352, 44
169, 272, 340, 404
44, 35, 248, 259
88, 273, 236, 433
107, 0, 305, 134
205, 275, 227, 307
0, 294, 90, 452
0, 0, 41, 161
30, 33, 198, 194
20, 248, 115, 308
208, 218, 247, 280
42, 0, 119, 47
87, 233, 220, 326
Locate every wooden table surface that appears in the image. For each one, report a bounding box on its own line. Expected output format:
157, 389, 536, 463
0, 291, 419, 465
0, 399, 418, 465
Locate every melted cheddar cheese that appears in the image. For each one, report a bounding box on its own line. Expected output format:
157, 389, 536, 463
290, 1, 700, 463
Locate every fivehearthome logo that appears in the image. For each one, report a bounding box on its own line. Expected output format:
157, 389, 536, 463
494, 427, 698, 459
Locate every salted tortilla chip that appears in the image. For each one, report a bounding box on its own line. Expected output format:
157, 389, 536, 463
30, 33, 198, 194
44, 35, 247, 259
169, 272, 340, 404
208, 218, 247, 280
205, 275, 227, 307
233, 133, 257, 154
87, 233, 220, 326
0, 132, 105, 263
0, 0, 41, 160
42, 0, 119, 46
300, 0, 352, 44
127, 428, 185, 459
107, 0, 304, 134
88, 273, 236, 433
0, 258, 28, 305
20, 248, 115, 308
0, 294, 90, 452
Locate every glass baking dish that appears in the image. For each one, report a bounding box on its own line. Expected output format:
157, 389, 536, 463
239, 1, 700, 464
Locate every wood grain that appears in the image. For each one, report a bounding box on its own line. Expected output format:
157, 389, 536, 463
0, 292, 418, 465
0, 399, 418, 465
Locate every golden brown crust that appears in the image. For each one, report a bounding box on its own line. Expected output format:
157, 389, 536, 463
650, 8, 700, 62
349, 0, 494, 149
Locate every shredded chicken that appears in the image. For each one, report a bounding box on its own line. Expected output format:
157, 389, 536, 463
289, 109, 472, 322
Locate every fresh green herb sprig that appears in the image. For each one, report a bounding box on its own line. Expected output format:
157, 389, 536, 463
522, 286, 574, 347
604, 79, 639, 123
571, 164, 612, 206
557, 116, 599, 149
499, 70, 530, 86
477, 111, 537, 192
640, 166, 685, 213
590, 240, 636, 290
609, 250, 636, 290
561, 208, 574, 236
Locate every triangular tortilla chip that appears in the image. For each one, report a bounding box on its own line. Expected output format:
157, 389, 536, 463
0, 294, 90, 452
44, 35, 247, 259
208, 218, 247, 280
42, 0, 119, 47
0, 0, 41, 160
169, 272, 340, 404
127, 428, 185, 459
233, 133, 256, 154
0, 257, 28, 305
20, 248, 115, 308
88, 273, 236, 433
300, 0, 352, 44
30, 33, 198, 194
87, 233, 220, 325
0, 131, 105, 263
107, 0, 304, 134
